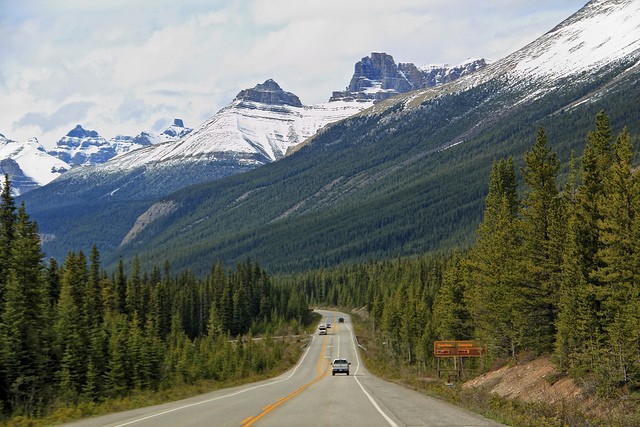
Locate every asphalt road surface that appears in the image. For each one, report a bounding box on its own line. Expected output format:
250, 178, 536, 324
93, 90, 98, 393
63, 310, 507, 427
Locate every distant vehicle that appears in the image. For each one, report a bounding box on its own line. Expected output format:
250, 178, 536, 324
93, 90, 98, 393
338, 317, 344, 323
331, 358, 350, 375
326, 323, 331, 328
318, 323, 327, 335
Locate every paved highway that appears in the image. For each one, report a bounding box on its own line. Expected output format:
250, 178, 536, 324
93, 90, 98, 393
64, 310, 507, 427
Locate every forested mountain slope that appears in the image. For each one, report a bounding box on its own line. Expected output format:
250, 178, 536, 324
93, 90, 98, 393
107, 0, 640, 274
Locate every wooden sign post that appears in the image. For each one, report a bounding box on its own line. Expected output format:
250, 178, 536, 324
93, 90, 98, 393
434, 340, 486, 381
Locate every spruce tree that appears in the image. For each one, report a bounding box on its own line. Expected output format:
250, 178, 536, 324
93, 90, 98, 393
593, 128, 636, 286
0, 204, 47, 414
592, 127, 640, 392
466, 194, 523, 359
54, 252, 90, 398
555, 112, 629, 393
87, 245, 103, 327
0, 174, 17, 305
554, 152, 582, 370
433, 254, 472, 340
464, 158, 523, 359
574, 110, 613, 282
126, 256, 142, 318
518, 127, 561, 353
485, 157, 519, 221
115, 258, 127, 314
103, 312, 130, 397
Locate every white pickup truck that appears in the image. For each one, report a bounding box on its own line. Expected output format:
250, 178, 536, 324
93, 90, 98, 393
331, 358, 351, 375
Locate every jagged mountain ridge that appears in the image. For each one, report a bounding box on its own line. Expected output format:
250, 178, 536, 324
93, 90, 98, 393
48, 120, 193, 167
66, 56, 487, 183
5, 53, 483, 197
0, 134, 70, 195
330, 53, 488, 102
0, 119, 193, 195
20, 0, 640, 272
21, 50, 478, 206
102, 0, 640, 274
32, 80, 372, 206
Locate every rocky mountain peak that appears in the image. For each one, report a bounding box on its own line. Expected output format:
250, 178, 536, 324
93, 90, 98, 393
350, 52, 413, 93
234, 79, 303, 107
330, 53, 488, 102
50, 125, 112, 166
161, 118, 192, 139
66, 124, 100, 139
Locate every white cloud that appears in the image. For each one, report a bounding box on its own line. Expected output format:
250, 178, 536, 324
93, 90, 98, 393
0, 0, 586, 148
14, 101, 95, 132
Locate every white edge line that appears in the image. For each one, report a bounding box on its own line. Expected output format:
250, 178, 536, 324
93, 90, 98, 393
346, 321, 400, 427
113, 335, 316, 427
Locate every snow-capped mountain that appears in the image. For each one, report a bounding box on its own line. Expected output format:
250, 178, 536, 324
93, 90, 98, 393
20, 0, 640, 268
48, 120, 193, 167
35, 79, 373, 202
0, 119, 193, 194
509, 0, 640, 81
108, 0, 640, 272
54, 54, 484, 183
5, 53, 482, 197
48, 125, 117, 166
0, 134, 70, 195
158, 118, 193, 141
113, 79, 369, 167
388, 0, 640, 112
330, 53, 488, 102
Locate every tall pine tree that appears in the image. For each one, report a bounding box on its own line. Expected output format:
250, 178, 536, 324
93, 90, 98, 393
0, 174, 17, 306
518, 127, 562, 353
0, 203, 48, 414
465, 158, 523, 359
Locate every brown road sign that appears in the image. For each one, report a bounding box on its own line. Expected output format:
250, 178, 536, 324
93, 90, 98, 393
434, 340, 486, 357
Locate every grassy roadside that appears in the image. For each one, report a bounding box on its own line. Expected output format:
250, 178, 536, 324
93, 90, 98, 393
349, 310, 638, 427
2, 314, 322, 427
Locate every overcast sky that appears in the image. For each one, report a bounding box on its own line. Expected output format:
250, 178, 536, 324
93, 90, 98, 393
1, 0, 586, 149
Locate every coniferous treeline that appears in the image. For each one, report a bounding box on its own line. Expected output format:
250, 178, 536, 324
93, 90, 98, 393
0, 185, 311, 418
1, 110, 636, 420
298, 111, 640, 397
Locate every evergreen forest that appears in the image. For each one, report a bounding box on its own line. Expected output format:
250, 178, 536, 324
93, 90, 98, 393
0, 184, 312, 420
1, 111, 639, 424
288, 111, 640, 399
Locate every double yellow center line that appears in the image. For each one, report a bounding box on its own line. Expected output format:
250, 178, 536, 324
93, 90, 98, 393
241, 334, 331, 426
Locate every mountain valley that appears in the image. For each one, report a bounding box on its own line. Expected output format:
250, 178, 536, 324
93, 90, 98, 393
14, 0, 640, 275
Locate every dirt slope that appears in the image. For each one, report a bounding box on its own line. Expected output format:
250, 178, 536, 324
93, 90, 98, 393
463, 357, 584, 406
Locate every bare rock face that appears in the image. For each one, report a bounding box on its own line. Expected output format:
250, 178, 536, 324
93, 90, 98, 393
234, 79, 303, 107
331, 52, 488, 102
120, 200, 178, 246
349, 52, 414, 94
400, 58, 488, 88
49, 125, 116, 166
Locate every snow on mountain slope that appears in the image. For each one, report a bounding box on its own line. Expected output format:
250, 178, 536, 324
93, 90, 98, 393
48, 120, 193, 168
48, 124, 116, 166
383, 0, 640, 112
0, 118, 193, 194
511, 0, 640, 79
158, 118, 192, 141
0, 134, 70, 194
331, 53, 488, 102
95, 81, 371, 173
